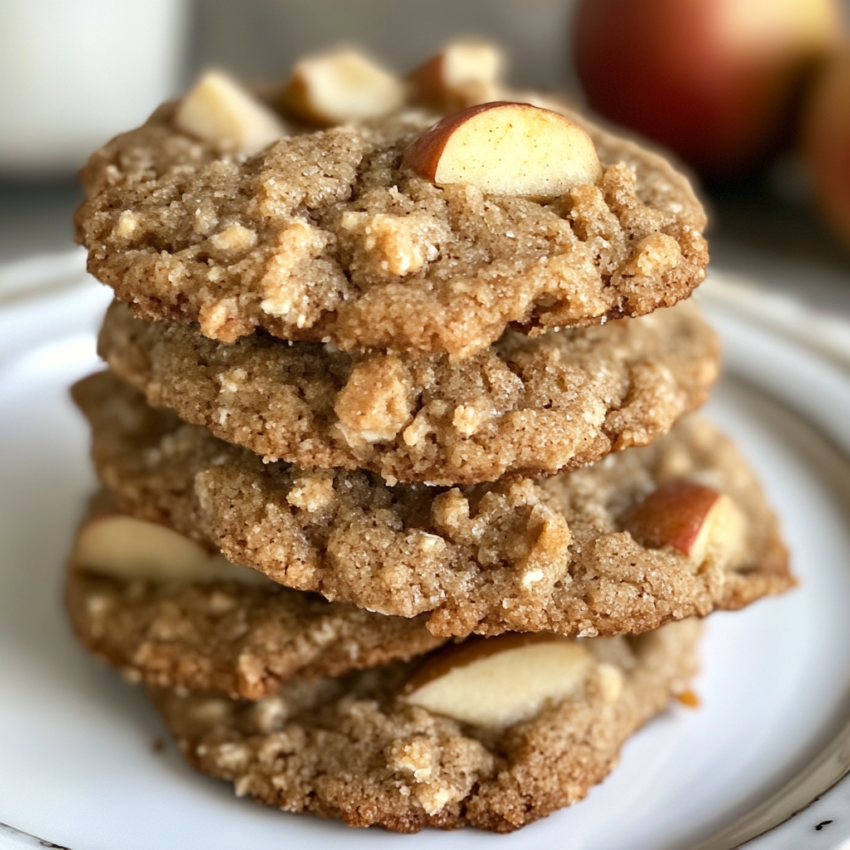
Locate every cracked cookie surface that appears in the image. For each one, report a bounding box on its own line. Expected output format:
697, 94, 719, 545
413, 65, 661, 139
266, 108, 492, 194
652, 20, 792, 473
74, 373, 793, 638
151, 619, 700, 832
100, 299, 718, 484
76, 100, 708, 357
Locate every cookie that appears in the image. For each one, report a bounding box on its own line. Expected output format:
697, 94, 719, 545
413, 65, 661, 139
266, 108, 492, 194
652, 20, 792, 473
74, 373, 793, 638
66, 525, 444, 699
99, 298, 718, 485
150, 618, 700, 832
75, 96, 708, 357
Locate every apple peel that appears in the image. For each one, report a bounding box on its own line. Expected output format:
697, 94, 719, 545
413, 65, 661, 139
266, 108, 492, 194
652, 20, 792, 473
407, 39, 505, 111
403, 102, 602, 199
623, 481, 749, 568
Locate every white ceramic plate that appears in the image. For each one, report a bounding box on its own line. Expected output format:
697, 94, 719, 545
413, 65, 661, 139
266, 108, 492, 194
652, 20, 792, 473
1, 275, 850, 850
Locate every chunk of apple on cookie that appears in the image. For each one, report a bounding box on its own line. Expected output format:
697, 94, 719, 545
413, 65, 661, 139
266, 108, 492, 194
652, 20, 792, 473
404, 101, 602, 199
623, 481, 749, 569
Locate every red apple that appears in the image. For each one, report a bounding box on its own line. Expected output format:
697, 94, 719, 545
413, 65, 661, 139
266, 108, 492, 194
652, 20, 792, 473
802, 45, 850, 248
574, 0, 841, 177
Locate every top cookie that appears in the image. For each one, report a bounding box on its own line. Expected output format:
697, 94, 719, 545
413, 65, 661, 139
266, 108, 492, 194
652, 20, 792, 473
76, 86, 708, 357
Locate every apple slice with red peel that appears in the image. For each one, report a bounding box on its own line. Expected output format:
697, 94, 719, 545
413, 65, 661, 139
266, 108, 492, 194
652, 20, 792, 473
403, 102, 602, 198
407, 39, 505, 111
71, 514, 266, 584
623, 481, 749, 568
280, 48, 405, 126
400, 633, 593, 728
174, 71, 287, 155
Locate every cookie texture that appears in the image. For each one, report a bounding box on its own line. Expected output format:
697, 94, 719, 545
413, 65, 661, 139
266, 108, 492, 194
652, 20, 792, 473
75, 98, 708, 357
74, 373, 793, 638
151, 618, 700, 832
66, 566, 444, 700
100, 299, 718, 485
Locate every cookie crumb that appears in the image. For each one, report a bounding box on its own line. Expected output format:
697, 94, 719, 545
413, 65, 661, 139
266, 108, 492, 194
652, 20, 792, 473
675, 689, 700, 708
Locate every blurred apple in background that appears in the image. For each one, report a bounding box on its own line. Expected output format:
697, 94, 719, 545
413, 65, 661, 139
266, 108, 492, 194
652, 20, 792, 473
573, 0, 842, 179
803, 45, 850, 247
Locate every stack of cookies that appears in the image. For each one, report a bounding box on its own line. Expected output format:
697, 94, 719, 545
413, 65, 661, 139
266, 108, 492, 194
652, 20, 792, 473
66, 43, 795, 833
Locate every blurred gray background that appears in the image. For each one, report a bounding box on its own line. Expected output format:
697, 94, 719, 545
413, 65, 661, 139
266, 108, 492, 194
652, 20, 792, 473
192, 0, 580, 90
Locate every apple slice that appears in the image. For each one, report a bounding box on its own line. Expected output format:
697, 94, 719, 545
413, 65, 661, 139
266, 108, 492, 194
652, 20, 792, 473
407, 39, 505, 111
403, 102, 602, 198
400, 633, 593, 728
174, 71, 287, 155
623, 481, 749, 568
71, 514, 266, 584
280, 48, 405, 126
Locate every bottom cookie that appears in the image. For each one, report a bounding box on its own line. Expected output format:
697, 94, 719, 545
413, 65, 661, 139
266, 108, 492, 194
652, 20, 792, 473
151, 618, 700, 833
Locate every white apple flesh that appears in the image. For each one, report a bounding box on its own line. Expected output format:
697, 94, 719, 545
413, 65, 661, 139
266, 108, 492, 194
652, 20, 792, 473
71, 514, 267, 584
403, 102, 602, 199
400, 633, 593, 728
174, 71, 287, 155
281, 48, 405, 126
407, 40, 505, 110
